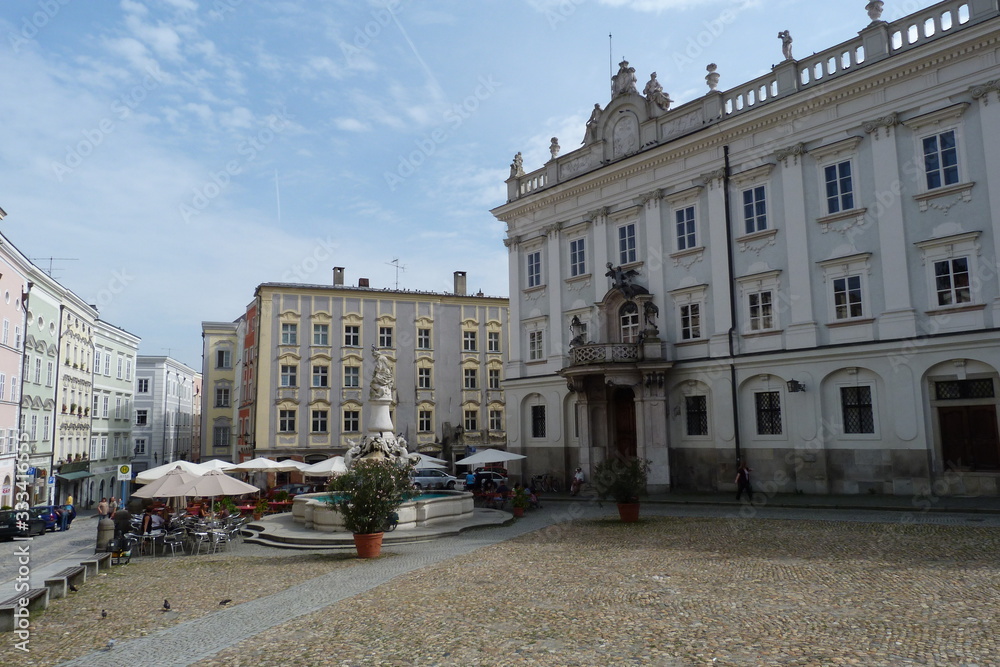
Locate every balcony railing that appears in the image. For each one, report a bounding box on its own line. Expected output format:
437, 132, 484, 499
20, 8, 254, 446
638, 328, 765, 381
569, 343, 640, 366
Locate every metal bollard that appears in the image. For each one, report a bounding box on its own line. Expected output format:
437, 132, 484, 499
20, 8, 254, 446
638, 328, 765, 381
96, 517, 115, 553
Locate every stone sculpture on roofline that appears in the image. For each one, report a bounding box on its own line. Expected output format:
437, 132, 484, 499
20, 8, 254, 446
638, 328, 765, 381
344, 344, 420, 470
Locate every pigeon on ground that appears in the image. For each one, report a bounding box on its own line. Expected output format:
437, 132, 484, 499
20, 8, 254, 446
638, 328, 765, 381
101, 609, 107, 619
163, 599, 171, 611
105, 639, 116, 651
69, 584, 78, 592
219, 599, 232, 606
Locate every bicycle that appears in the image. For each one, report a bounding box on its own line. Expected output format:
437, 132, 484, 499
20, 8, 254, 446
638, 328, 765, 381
531, 473, 561, 493
381, 511, 399, 532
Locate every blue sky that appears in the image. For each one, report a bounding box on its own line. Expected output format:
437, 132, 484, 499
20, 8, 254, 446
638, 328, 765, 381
0, 0, 939, 368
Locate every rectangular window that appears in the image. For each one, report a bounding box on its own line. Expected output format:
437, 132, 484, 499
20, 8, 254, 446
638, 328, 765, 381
685, 396, 708, 436
417, 367, 431, 389
618, 223, 637, 264
934, 258, 971, 306
113, 435, 121, 458
29, 415, 37, 440
755, 391, 782, 435
488, 368, 501, 390
313, 324, 329, 346
675, 206, 696, 250
100, 436, 107, 460
90, 438, 98, 461
464, 409, 478, 432
93, 350, 101, 374
569, 238, 586, 277
489, 409, 503, 431
344, 325, 360, 347
116, 356, 124, 379
1, 320, 7, 345
528, 330, 544, 361
279, 409, 296, 432
833, 275, 864, 319
135, 438, 146, 455
620, 303, 641, 343
343, 410, 360, 432
923, 130, 959, 190
213, 425, 230, 448
841, 386, 875, 434
527, 251, 541, 288
93, 394, 99, 414
34, 358, 41, 384
215, 387, 230, 407
748, 291, 774, 331
46, 361, 54, 386
216, 349, 231, 368
0, 373, 5, 400
418, 410, 432, 432
464, 368, 478, 390
312, 365, 329, 388
379, 326, 393, 348
115, 396, 122, 419
281, 323, 298, 345
126, 359, 132, 381
680, 303, 701, 340
136, 409, 148, 426
280, 364, 297, 387
742, 185, 767, 234
824, 161, 854, 214
344, 366, 360, 388
104, 354, 110, 376
531, 405, 546, 438
43, 415, 50, 439
137, 378, 149, 393
417, 328, 431, 349
311, 409, 328, 433
488, 331, 500, 353
463, 331, 477, 352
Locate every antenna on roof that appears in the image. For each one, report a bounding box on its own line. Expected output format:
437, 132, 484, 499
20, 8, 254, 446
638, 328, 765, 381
386, 258, 406, 290
609, 33, 613, 93
30, 257, 78, 279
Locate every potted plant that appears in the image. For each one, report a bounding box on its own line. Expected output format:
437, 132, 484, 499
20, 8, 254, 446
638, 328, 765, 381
510, 487, 529, 517
592, 457, 651, 522
253, 497, 270, 520
327, 458, 414, 558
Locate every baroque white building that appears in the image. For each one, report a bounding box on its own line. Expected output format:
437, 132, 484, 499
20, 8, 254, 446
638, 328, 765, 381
492, 1, 1000, 496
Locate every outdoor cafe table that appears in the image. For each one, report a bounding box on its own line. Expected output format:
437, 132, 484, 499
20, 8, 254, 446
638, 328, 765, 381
268, 501, 293, 513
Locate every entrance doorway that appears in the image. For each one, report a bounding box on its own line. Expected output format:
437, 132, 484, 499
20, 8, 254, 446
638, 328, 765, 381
939, 405, 1000, 470
612, 387, 637, 459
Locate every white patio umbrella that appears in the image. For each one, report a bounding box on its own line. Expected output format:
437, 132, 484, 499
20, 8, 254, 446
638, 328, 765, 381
456, 448, 527, 467
175, 469, 259, 498
132, 466, 202, 498
135, 460, 209, 485
281, 460, 312, 471
412, 453, 447, 469
224, 457, 303, 472
302, 456, 348, 477
199, 459, 236, 471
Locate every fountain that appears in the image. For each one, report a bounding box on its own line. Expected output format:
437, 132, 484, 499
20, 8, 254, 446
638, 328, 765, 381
292, 345, 474, 532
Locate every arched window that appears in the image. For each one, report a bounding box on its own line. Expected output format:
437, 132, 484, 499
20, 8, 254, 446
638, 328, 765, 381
620, 302, 640, 343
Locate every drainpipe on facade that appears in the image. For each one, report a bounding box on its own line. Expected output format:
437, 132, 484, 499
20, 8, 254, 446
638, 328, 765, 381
723, 145, 742, 465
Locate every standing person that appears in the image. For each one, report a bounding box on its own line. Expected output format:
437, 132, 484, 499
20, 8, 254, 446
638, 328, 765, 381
97, 498, 109, 519
465, 470, 476, 491
570, 467, 586, 496
56, 505, 70, 531
109, 497, 118, 514
736, 461, 753, 501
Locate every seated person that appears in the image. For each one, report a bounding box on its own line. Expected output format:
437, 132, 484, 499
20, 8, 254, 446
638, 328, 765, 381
482, 478, 496, 494
491, 482, 510, 509
140, 508, 154, 534
524, 485, 542, 509
150, 511, 164, 531
217, 506, 231, 520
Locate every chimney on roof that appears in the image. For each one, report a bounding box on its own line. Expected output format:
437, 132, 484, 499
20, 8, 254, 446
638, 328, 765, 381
333, 267, 344, 286
358, 278, 370, 287
454, 271, 467, 296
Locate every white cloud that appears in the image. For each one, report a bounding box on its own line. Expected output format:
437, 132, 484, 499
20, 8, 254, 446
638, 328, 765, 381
333, 118, 369, 132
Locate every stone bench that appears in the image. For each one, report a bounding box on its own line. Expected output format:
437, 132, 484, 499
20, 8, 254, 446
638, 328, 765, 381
80, 552, 111, 577
0, 588, 50, 632
43, 566, 87, 599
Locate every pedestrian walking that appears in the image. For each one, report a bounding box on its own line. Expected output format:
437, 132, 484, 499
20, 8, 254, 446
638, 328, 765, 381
736, 461, 753, 501
97, 498, 109, 519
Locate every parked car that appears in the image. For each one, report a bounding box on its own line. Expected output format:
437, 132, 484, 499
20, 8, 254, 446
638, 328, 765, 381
0, 509, 47, 539
464, 470, 508, 490
474, 465, 508, 477
266, 484, 317, 500
410, 468, 458, 490
33, 504, 77, 531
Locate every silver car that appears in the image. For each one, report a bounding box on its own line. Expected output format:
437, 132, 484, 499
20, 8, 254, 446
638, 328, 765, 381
410, 468, 458, 490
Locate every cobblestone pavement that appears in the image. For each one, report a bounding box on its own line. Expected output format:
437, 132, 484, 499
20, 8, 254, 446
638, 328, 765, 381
3, 504, 999, 666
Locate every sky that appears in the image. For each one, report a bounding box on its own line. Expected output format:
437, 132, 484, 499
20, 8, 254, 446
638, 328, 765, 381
0, 0, 941, 369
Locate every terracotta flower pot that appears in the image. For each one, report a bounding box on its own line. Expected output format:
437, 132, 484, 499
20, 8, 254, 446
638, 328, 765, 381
512, 507, 525, 518
353, 532, 384, 558
617, 502, 640, 523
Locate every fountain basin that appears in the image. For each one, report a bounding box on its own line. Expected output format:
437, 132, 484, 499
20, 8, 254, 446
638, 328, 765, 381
293, 490, 474, 533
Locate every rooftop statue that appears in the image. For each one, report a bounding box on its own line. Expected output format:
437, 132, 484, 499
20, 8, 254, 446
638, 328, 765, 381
510, 151, 524, 178
583, 103, 603, 144
611, 59, 637, 97
778, 30, 793, 61
642, 72, 673, 111
549, 137, 560, 160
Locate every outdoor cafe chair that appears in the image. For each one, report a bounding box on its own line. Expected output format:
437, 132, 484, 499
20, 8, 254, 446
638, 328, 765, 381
163, 530, 186, 556
189, 529, 212, 556
209, 529, 229, 554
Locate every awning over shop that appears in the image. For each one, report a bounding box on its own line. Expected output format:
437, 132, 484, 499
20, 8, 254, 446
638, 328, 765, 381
56, 471, 94, 481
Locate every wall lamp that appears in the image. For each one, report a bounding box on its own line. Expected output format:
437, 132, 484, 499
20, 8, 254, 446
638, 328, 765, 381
786, 379, 806, 393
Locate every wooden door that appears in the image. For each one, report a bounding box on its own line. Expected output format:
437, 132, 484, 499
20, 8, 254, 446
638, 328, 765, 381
612, 388, 637, 459
940, 405, 1000, 471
